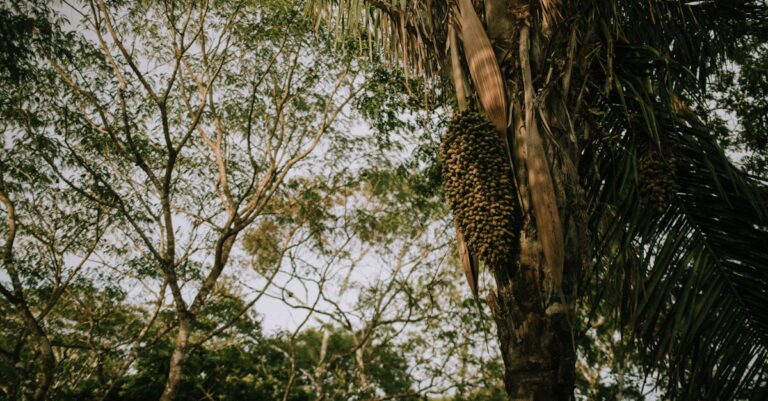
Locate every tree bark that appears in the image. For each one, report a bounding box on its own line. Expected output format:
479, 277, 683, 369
18, 305, 56, 401
1, 192, 56, 401
480, 3, 585, 400
491, 98, 582, 400
489, 236, 576, 401
158, 314, 192, 401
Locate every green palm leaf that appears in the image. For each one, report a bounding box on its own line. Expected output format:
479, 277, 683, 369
584, 74, 768, 400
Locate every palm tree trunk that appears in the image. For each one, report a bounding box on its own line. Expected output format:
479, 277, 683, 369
489, 241, 576, 401
489, 92, 582, 400
482, 3, 585, 400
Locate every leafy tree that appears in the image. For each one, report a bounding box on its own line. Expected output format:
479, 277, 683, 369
709, 37, 768, 178
2, 2, 504, 401
1, 0, 366, 399
310, 0, 768, 399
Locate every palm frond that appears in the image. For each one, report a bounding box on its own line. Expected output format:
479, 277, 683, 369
457, 0, 507, 133
583, 79, 768, 400
305, 0, 446, 75
575, 3, 768, 395
606, 0, 768, 93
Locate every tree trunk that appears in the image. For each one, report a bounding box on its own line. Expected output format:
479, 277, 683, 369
489, 93, 583, 401
481, 2, 587, 400
1, 193, 56, 401
489, 236, 576, 401
21, 305, 56, 401
159, 314, 192, 401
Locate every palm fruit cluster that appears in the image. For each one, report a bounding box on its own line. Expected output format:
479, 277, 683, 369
637, 136, 680, 213
440, 111, 519, 267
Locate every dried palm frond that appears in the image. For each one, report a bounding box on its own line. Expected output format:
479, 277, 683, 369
305, 0, 445, 77
519, 24, 565, 295
456, 0, 507, 135
455, 224, 479, 296
447, 22, 470, 112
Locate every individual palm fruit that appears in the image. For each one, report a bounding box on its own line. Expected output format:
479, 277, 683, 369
637, 135, 679, 213
440, 111, 519, 267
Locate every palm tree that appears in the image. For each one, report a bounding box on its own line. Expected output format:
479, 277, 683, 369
308, 0, 768, 400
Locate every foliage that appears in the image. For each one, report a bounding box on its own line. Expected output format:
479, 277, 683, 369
710, 38, 768, 178
0, 1, 505, 400
4, 0, 767, 400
